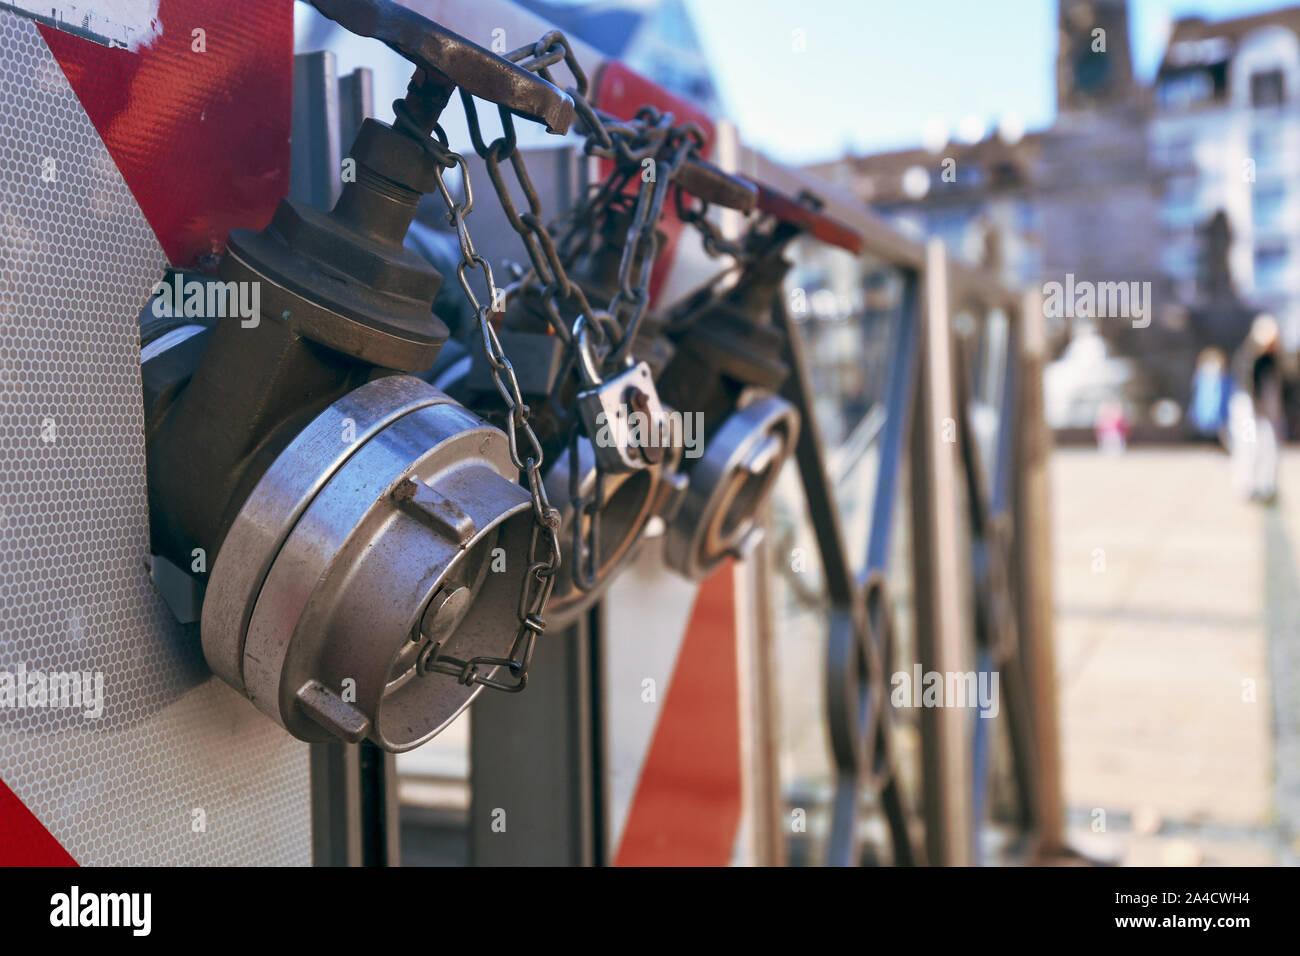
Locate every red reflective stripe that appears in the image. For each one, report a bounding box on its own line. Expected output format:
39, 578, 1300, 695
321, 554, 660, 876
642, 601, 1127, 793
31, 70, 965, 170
614, 561, 741, 866
754, 184, 864, 255
0, 777, 77, 866
592, 61, 717, 152
38, 0, 293, 269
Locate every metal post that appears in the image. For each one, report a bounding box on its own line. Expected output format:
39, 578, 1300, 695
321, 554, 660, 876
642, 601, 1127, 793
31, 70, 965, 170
749, 515, 785, 866
910, 239, 975, 866
310, 742, 363, 866
469, 619, 601, 866
338, 66, 374, 146
291, 50, 341, 210
1013, 289, 1067, 856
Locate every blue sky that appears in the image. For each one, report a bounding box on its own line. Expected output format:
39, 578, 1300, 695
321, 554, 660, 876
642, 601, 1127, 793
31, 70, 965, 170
684, 0, 1295, 163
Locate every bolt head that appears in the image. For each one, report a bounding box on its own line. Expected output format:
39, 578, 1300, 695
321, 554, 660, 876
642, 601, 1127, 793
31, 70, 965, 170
419, 583, 473, 646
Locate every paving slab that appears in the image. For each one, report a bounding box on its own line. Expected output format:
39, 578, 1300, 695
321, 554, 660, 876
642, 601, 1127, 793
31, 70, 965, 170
1052, 446, 1299, 865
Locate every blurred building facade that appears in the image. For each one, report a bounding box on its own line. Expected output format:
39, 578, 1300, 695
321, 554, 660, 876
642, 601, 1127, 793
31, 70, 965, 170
810, 1, 1300, 429
1150, 9, 1300, 345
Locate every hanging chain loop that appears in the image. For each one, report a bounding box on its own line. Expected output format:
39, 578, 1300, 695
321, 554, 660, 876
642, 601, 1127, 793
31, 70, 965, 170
394, 98, 561, 695
397, 28, 745, 677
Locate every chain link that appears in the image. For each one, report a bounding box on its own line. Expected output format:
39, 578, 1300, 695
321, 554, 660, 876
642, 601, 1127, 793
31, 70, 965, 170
453, 31, 714, 610
393, 99, 561, 695
675, 185, 748, 261
400, 29, 730, 676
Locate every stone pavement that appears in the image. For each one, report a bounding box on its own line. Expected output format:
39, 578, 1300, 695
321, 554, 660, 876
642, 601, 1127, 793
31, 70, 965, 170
1052, 446, 1300, 866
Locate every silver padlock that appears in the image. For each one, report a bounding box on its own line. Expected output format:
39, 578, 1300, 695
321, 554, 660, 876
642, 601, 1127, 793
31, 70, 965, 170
574, 322, 669, 473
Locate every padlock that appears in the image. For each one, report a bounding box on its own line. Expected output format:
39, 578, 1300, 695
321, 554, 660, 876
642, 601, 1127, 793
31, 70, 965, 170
573, 323, 671, 473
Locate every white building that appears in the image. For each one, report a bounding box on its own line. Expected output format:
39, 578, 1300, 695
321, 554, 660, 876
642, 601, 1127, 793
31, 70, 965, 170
1150, 9, 1300, 347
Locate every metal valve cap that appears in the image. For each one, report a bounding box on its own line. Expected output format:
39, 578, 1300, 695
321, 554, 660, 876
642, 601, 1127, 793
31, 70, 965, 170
664, 393, 800, 581
201, 375, 534, 752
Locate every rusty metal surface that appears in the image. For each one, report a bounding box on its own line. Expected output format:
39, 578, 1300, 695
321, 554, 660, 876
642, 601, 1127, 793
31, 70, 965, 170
309, 0, 573, 134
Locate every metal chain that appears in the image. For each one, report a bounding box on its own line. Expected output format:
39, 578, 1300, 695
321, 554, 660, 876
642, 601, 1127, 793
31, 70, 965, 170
675, 185, 748, 261
559, 118, 698, 591
392, 101, 561, 695
660, 210, 793, 336
454, 29, 712, 607
489, 32, 706, 367
568, 424, 604, 592
603, 121, 698, 364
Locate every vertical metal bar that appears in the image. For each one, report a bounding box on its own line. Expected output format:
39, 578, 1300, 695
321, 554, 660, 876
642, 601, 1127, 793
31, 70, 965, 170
861, 268, 921, 867
1012, 290, 1067, 855
750, 510, 786, 866
990, 312, 1019, 519
774, 294, 865, 864
718, 117, 781, 868
358, 742, 401, 866
466, 143, 598, 867
869, 271, 921, 867
863, 269, 920, 578
310, 742, 362, 866
290, 51, 341, 210
469, 622, 597, 866
909, 239, 974, 866
774, 302, 857, 607
878, 775, 915, 866
587, 602, 609, 866
337, 66, 374, 147
956, 329, 1038, 838
992, 317, 1040, 834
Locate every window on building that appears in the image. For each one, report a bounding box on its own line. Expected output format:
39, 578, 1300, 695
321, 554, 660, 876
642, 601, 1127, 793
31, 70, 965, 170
1252, 182, 1287, 231
937, 163, 985, 191
1152, 133, 1195, 169
1161, 174, 1200, 225
1156, 68, 1214, 110
1254, 242, 1290, 291
927, 207, 975, 250
989, 161, 1024, 189
1252, 126, 1285, 164
1015, 201, 1039, 234
1251, 69, 1286, 108
1162, 241, 1196, 279
1166, 173, 1198, 198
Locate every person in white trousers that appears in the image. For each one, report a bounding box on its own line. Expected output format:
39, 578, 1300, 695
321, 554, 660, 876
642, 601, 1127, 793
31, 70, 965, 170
1230, 315, 1285, 503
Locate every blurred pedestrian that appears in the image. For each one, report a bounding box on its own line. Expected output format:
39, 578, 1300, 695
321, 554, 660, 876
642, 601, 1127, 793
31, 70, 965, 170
1230, 314, 1285, 503
1095, 400, 1129, 454
1189, 347, 1231, 445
